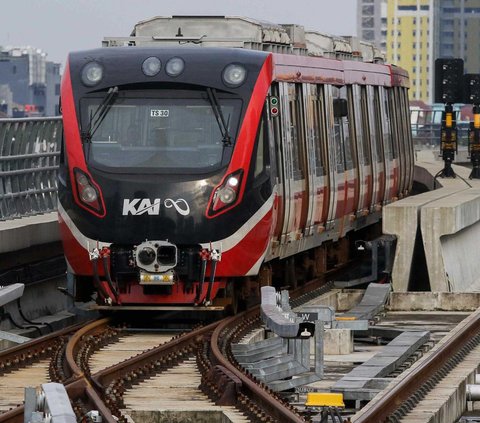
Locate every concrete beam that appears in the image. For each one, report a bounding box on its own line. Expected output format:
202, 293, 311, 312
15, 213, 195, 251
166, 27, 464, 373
384, 149, 480, 292
0, 283, 24, 307
0, 212, 60, 254
421, 188, 480, 291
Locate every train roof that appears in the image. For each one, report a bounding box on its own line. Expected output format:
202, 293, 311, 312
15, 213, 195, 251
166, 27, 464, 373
103, 15, 386, 63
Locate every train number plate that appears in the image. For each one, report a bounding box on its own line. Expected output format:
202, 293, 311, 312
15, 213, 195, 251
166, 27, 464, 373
150, 109, 169, 117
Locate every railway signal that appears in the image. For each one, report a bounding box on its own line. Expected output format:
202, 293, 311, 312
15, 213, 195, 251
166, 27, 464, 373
435, 58, 464, 178
464, 74, 480, 179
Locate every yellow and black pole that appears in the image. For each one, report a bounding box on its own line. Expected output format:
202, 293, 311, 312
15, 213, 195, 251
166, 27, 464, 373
439, 103, 457, 178
469, 105, 480, 179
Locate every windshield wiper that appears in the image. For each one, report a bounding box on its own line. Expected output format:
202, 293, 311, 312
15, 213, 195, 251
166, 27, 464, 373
82, 86, 119, 143
206, 88, 232, 146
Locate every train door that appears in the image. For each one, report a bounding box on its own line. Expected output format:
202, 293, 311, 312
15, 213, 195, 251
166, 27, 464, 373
269, 83, 286, 252
366, 85, 385, 210
348, 85, 373, 217
359, 86, 374, 212
302, 83, 328, 236
278, 82, 308, 246
378, 86, 398, 202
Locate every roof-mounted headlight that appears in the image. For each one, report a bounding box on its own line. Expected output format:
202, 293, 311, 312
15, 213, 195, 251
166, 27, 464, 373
165, 57, 185, 77
142, 56, 161, 76
81, 62, 103, 87
222, 63, 247, 87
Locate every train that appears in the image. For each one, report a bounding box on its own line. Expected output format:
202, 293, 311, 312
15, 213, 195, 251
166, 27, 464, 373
58, 16, 413, 311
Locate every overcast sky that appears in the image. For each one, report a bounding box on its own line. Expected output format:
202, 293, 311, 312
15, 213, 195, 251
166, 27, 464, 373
0, 0, 358, 65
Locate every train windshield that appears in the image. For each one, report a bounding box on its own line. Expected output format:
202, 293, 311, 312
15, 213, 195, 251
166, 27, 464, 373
80, 89, 242, 172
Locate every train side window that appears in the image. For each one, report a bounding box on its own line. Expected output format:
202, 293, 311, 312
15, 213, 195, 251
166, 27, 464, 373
379, 87, 394, 161
312, 84, 327, 175
332, 86, 352, 172
373, 87, 384, 162
386, 88, 399, 159
332, 88, 345, 172
340, 86, 354, 170
289, 83, 305, 180
253, 106, 270, 179
360, 86, 372, 166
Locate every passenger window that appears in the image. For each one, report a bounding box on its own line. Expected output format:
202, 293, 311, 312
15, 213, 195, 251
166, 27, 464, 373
360, 86, 372, 166
386, 88, 398, 159
373, 87, 384, 162
312, 85, 327, 175
253, 107, 270, 179
340, 86, 354, 170
289, 83, 305, 180
332, 86, 352, 172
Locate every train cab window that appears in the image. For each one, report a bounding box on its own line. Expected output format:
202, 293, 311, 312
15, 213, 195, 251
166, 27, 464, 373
79, 89, 242, 173
288, 84, 305, 180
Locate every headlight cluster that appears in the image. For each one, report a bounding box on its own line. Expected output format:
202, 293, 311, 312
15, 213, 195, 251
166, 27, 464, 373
80, 58, 247, 88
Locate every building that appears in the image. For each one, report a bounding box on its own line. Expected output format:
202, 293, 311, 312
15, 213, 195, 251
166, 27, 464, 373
435, 0, 480, 74
357, 0, 388, 51
386, 0, 434, 103
0, 46, 61, 117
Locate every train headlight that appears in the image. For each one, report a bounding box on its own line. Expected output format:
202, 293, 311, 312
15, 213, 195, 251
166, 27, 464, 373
218, 186, 236, 204
73, 168, 105, 216
207, 169, 244, 217
222, 64, 247, 87
137, 247, 156, 266
142, 56, 161, 76
80, 186, 98, 203
165, 57, 185, 77
81, 62, 103, 87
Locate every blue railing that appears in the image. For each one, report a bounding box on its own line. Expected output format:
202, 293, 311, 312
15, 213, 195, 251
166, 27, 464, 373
0, 117, 62, 220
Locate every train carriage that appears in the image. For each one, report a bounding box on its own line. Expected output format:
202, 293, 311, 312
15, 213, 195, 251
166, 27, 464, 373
58, 16, 413, 310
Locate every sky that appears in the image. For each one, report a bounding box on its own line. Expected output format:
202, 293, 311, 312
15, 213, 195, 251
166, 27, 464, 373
0, 0, 357, 65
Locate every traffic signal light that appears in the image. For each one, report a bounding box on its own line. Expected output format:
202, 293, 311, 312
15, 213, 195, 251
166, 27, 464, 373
435, 58, 464, 104
463, 74, 480, 104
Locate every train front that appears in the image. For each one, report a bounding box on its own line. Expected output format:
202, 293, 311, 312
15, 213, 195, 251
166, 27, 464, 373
58, 47, 274, 309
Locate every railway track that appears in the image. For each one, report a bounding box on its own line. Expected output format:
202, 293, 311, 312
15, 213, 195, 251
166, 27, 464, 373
0, 276, 333, 423
354, 307, 480, 422
3, 268, 477, 423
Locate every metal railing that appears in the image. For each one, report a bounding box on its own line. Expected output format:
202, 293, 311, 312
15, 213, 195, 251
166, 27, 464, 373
410, 109, 470, 148
0, 117, 62, 221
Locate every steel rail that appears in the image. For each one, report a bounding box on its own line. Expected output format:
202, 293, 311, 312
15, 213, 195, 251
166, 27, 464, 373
355, 308, 480, 422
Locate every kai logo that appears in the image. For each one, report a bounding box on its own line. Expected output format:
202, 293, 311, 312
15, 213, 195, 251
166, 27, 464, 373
122, 198, 190, 216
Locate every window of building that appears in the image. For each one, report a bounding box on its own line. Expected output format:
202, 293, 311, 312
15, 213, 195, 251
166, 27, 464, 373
398, 5, 417, 11
413, 66, 416, 73
420, 5, 429, 10
413, 18, 416, 25
413, 30, 416, 36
